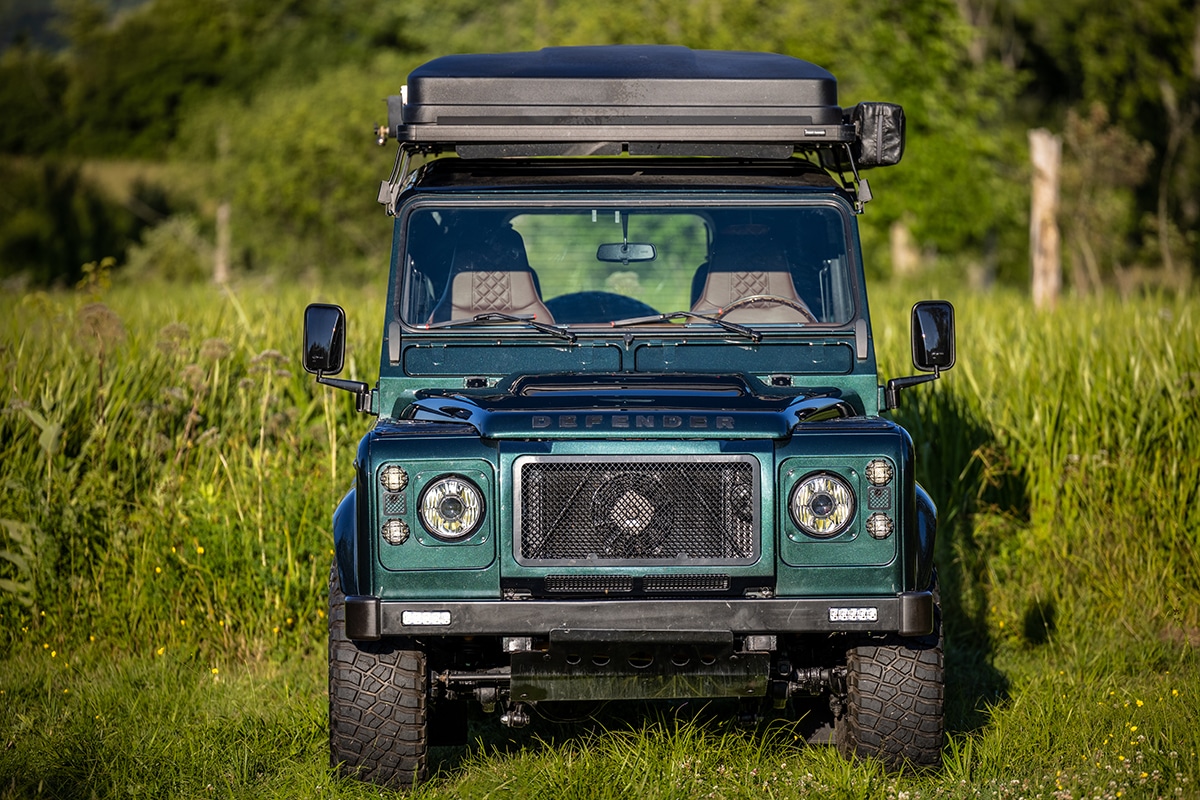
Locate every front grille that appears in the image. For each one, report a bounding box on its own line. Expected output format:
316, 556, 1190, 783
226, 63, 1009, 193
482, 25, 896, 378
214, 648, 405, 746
644, 574, 731, 593
541, 574, 731, 594
515, 456, 758, 565
545, 575, 634, 594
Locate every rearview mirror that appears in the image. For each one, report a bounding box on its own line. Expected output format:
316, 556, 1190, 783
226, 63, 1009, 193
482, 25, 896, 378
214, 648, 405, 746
911, 301, 955, 373
303, 303, 347, 375
596, 243, 657, 264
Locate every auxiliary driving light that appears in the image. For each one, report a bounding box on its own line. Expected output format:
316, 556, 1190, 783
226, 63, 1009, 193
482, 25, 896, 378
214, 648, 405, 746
865, 512, 894, 539
379, 464, 408, 492
829, 607, 878, 622
401, 610, 451, 626
789, 473, 855, 537
419, 476, 483, 539
381, 518, 410, 545
865, 459, 894, 486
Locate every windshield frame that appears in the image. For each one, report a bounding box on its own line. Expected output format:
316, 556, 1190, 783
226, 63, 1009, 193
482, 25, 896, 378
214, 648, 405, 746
392, 191, 865, 338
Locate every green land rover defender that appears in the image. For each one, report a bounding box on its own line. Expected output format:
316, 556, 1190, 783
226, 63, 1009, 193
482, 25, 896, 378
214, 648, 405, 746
303, 45, 956, 786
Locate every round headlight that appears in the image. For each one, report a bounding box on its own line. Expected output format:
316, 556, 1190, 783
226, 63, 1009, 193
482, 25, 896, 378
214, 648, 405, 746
419, 476, 484, 539
789, 473, 855, 537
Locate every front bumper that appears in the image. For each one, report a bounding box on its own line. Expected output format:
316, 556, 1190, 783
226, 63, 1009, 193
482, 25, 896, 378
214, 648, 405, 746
345, 591, 934, 641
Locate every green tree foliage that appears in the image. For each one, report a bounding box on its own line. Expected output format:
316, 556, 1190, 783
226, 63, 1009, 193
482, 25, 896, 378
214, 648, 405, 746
41, 0, 418, 159
0, 160, 153, 286
827, 0, 1024, 280
59, 0, 230, 157
0, 45, 71, 154
373, 0, 1025, 279
0, 0, 419, 282
121, 214, 212, 282
0, 0, 1196, 287
966, 0, 1199, 287
1060, 104, 1154, 294
175, 55, 410, 274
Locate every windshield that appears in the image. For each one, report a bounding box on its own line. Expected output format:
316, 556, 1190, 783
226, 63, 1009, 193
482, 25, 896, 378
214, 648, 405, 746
399, 204, 857, 329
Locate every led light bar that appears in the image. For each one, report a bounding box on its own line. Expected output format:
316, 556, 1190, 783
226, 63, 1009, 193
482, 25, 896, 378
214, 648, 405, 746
829, 606, 878, 623
401, 610, 451, 626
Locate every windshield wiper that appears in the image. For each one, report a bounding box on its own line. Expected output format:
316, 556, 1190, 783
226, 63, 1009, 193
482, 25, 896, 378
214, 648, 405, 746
610, 311, 762, 343
423, 312, 576, 342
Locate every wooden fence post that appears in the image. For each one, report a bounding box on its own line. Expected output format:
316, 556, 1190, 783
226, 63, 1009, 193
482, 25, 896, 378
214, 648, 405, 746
214, 200, 230, 285
890, 220, 920, 278
214, 124, 230, 285
1029, 128, 1062, 310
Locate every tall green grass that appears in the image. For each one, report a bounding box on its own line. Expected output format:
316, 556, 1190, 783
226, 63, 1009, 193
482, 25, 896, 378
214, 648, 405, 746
1, 277, 1197, 798
879, 288, 1200, 653
0, 275, 382, 661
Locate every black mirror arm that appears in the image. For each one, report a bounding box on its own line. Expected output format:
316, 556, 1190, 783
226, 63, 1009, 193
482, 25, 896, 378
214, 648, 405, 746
317, 372, 373, 413
884, 369, 940, 411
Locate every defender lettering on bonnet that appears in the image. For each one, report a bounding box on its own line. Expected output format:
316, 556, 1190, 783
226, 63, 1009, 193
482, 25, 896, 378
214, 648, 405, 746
303, 45, 955, 788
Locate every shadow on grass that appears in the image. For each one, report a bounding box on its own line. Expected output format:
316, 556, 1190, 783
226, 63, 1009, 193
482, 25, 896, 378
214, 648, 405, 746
428, 697, 793, 778
891, 385, 1032, 735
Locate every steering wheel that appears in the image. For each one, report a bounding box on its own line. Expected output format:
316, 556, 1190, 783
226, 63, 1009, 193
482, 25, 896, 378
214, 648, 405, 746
545, 291, 658, 324
717, 294, 818, 322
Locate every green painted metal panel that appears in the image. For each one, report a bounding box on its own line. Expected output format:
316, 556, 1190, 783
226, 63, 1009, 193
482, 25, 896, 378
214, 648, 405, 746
633, 341, 854, 374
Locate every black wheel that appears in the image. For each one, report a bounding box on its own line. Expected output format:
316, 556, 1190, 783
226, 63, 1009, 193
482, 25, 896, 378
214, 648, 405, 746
836, 600, 944, 769
328, 564, 429, 787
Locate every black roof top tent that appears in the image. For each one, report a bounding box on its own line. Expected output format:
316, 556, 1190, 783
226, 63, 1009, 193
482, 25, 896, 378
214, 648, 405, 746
390, 46, 849, 148
375, 46, 905, 212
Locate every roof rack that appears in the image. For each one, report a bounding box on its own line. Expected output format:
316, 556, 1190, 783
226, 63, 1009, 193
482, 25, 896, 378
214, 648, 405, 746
375, 46, 904, 213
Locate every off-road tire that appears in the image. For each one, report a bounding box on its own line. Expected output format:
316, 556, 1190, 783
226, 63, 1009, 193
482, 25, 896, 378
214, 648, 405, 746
836, 605, 944, 770
328, 565, 428, 787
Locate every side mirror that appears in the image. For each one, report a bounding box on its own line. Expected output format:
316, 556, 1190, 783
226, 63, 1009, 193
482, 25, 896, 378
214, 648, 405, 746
303, 303, 371, 413
303, 303, 347, 375
884, 300, 956, 410
911, 301, 955, 373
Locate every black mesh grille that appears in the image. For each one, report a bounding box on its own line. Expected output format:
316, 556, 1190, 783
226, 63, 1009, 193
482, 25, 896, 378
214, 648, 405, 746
545, 575, 635, 594
517, 458, 757, 564
383, 492, 407, 516
644, 574, 731, 593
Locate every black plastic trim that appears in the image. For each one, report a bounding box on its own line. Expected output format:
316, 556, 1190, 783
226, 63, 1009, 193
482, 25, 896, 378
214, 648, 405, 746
344, 591, 934, 641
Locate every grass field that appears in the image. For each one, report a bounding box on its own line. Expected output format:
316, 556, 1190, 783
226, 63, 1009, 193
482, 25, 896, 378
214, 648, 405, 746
1, 274, 1197, 799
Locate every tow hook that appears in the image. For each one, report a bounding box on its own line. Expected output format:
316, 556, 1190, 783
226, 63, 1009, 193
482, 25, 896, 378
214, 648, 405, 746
788, 666, 846, 697
500, 702, 531, 728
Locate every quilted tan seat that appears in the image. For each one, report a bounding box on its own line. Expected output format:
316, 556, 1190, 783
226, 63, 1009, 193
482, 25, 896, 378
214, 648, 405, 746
428, 227, 554, 324
690, 234, 812, 323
